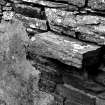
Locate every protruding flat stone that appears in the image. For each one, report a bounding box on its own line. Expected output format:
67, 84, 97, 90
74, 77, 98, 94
27, 31, 99, 68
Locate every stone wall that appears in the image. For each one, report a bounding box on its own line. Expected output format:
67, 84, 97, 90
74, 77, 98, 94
0, 0, 105, 105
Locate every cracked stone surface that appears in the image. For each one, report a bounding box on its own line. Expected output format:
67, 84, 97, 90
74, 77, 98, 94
0, 17, 53, 105
1, 0, 105, 105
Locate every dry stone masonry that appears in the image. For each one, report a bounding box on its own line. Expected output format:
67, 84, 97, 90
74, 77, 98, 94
0, 0, 105, 105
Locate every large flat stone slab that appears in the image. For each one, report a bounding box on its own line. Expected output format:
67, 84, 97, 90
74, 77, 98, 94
27, 31, 99, 68
45, 8, 105, 45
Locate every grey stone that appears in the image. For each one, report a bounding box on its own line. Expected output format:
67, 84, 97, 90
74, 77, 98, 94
54, 0, 85, 7
88, 0, 105, 10
15, 13, 47, 31
14, 4, 43, 19
27, 31, 99, 68
45, 8, 105, 45
22, 0, 78, 11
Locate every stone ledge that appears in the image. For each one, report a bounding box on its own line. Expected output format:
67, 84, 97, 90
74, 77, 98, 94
27, 31, 99, 68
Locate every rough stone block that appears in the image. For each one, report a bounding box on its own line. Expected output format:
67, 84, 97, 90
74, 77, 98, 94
14, 4, 44, 19
45, 8, 105, 45
51, 94, 64, 105
0, 18, 42, 105
0, 0, 6, 5
39, 78, 56, 93
54, 0, 85, 7
2, 11, 14, 20
15, 13, 47, 31
63, 72, 105, 93
27, 31, 99, 68
88, 0, 105, 10
96, 97, 105, 105
22, 0, 78, 11
56, 84, 96, 105
41, 71, 63, 84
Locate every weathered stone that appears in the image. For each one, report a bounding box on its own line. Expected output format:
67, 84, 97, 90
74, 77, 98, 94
77, 32, 105, 45
52, 94, 64, 105
0, 19, 42, 105
45, 8, 77, 37
40, 71, 63, 84
39, 78, 56, 93
3, 6, 13, 11
88, 0, 105, 10
63, 71, 105, 93
15, 13, 47, 31
96, 97, 105, 105
22, 0, 78, 11
45, 8, 105, 45
54, 0, 85, 7
76, 15, 101, 25
65, 99, 82, 105
56, 84, 96, 105
2, 2, 12, 11
26, 27, 44, 36
34, 91, 54, 105
45, 8, 77, 27
14, 4, 44, 19
94, 73, 105, 86
2, 11, 14, 21
0, 0, 6, 5
27, 31, 99, 68
0, 19, 29, 60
